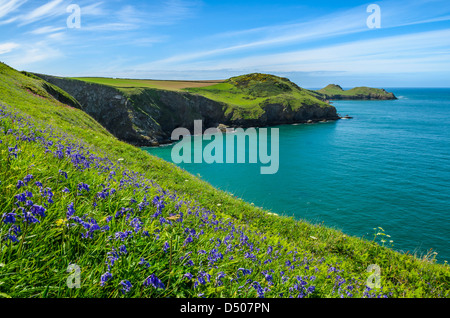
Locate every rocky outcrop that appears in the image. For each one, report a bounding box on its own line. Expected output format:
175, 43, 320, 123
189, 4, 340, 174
34, 74, 340, 146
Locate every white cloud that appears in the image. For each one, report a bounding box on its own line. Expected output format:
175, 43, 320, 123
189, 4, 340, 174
30, 25, 64, 34
19, 0, 65, 25
0, 0, 27, 19
186, 28, 450, 74
0, 42, 19, 54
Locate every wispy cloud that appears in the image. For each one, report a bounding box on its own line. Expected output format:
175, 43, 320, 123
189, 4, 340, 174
0, 0, 27, 19
0, 41, 19, 54
18, 0, 66, 26
186, 28, 450, 74
30, 25, 64, 34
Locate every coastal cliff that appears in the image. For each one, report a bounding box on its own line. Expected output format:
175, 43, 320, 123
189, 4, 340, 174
33, 73, 340, 146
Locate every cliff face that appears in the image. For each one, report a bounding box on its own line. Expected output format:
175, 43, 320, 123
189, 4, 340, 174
34, 74, 339, 146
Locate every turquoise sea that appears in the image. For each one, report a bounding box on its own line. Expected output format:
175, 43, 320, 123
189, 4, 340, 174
145, 88, 450, 263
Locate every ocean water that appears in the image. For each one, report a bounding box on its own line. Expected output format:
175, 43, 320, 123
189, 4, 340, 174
145, 88, 450, 263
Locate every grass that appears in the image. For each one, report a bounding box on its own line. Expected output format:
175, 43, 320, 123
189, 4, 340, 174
184, 74, 333, 120
73, 73, 334, 122
0, 62, 449, 298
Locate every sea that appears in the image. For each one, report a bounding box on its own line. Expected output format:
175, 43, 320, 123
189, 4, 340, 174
145, 88, 450, 263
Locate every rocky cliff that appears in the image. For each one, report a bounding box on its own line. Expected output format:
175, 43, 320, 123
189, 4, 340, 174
34, 74, 340, 146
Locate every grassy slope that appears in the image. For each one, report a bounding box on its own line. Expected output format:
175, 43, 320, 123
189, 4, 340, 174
0, 63, 448, 298
184, 73, 332, 120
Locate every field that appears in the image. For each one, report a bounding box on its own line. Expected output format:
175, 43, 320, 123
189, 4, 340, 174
71, 77, 224, 91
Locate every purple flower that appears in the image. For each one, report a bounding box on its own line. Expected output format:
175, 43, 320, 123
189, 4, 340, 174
59, 170, 68, 179
100, 272, 113, 286
237, 268, 252, 278
139, 258, 151, 268
67, 202, 75, 218
30, 204, 46, 218
143, 274, 165, 290
183, 273, 193, 280
118, 245, 127, 255
77, 182, 90, 193
23, 174, 34, 184
163, 241, 170, 253
119, 280, 133, 294
3, 212, 16, 224
16, 180, 25, 189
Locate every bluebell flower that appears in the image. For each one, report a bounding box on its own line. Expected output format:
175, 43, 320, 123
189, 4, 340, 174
163, 241, 170, 252
215, 272, 226, 286
59, 170, 68, 179
183, 273, 193, 280
139, 258, 151, 268
120, 280, 133, 294
23, 174, 34, 184
67, 202, 75, 218
143, 274, 165, 290
3, 212, 16, 224
119, 245, 127, 255
100, 272, 113, 286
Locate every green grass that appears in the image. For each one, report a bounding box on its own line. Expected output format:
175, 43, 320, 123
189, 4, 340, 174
184, 73, 332, 120
0, 62, 449, 298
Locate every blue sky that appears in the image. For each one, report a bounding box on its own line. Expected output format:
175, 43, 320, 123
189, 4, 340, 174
1, 0, 450, 87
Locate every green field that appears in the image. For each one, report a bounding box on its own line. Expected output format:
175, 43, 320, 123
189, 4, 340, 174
0, 62, 448, 298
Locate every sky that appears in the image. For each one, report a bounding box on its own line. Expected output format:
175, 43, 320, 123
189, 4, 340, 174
1, 0, 450, 88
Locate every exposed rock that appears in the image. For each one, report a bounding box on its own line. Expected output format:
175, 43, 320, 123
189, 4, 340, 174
34, 74, 341, 146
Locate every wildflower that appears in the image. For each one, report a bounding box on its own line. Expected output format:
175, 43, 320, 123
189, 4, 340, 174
139, 258, 151, 268
77, 182, 90, 193
143, 274, 165, 290
67, 202, 75, 218
23, 175, 34, 184
120, 280, 133, 294
215, 272, 226, 286
252, 281, 265, 298
16, 180, 25, 189
184, 235, 193, 246
3, 212, 16, 224
237, 268, 252, 278
163, 241, 170, 253
100, 272, 113, 286
119, 245, 128, 255
183, 273, 193, 280
30, 204, 46, 218
59, 170, 68, 179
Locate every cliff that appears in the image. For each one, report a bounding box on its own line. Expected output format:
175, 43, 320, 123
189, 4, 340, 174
33, 73, 340, 146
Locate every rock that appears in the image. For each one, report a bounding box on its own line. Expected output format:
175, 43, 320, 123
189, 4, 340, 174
33, 74, 342, 147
